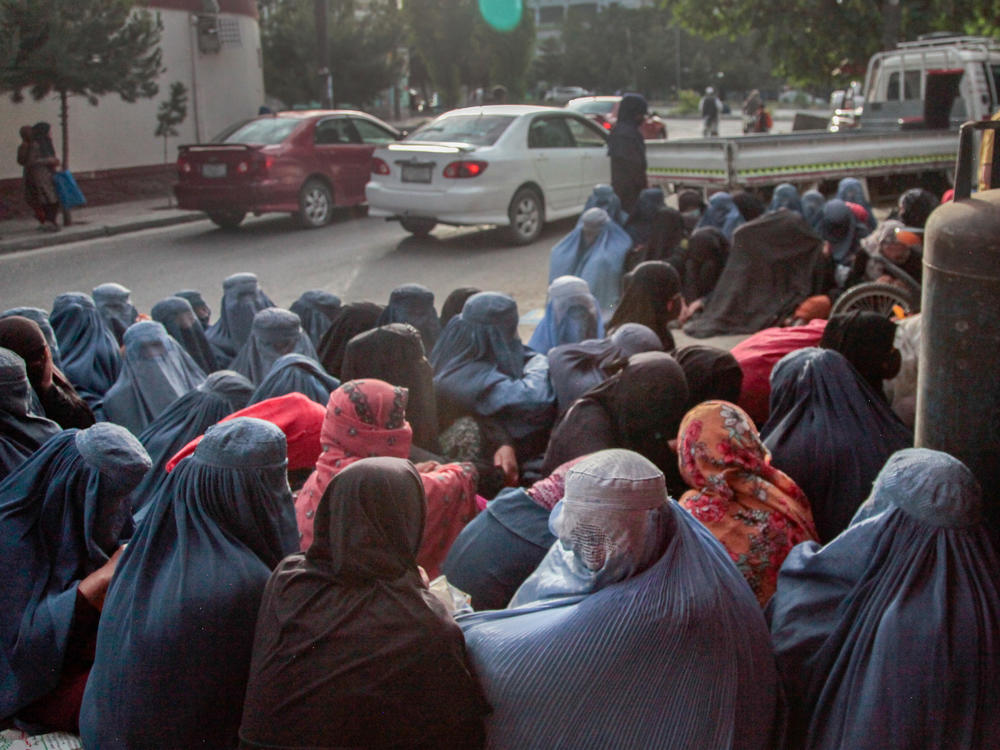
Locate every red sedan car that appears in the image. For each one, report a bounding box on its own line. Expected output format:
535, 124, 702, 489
565, 96, 668, 140
174, 110, 401, 229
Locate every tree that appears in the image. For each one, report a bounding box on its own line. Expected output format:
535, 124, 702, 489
260, 0, 404, 109
155, 81, 188, 164
0, 0, 163, 170
476, 8, 535, 100
404, 0, 477, 107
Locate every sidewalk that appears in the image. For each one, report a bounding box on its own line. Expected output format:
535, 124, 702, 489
0, 198, 206, 256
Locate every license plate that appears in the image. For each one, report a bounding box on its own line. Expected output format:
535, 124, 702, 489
401, 164, 432, 183
202, 163, 227, 178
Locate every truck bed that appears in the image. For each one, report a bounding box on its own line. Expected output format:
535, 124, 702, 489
646, 129, 957, 190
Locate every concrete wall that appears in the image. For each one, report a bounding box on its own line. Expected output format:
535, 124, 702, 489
0, 5, 264, 182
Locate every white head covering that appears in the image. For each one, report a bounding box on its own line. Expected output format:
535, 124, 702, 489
509, 449, 672, 606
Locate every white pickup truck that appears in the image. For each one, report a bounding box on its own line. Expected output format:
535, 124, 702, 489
647, 34, 1000, 193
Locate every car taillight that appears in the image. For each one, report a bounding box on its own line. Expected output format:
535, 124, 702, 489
257, 154, 275, 175
236, 160, 250, 174
443, 160, 487, 178
372, 157, 391, 175
602, 121, 612, 130
177, 157, 192, 176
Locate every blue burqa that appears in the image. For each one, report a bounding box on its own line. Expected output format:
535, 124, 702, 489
204, 272, 275, 365
229, 307, 318, 385
548, 207, 631, 317
761, 347, 912, 542
79, 417, 299, 750
768, 183, 804, 215
583, 184, 627, 225
248, 352, 339, 406
0, 348, 61, 482
430, 292, 555, 440
376, 283, 442, 351
289, 289, 341, 349
130, 370, 254, 517
800, 190, 826, 230
150, 295, 218, 375
527, 275, 604, 355
768, 448, 1000, 750
835, 177, 877, 230
102, 321, 207, 436
696, 191, 746, 240
92, 283, 139, 346
459, 450, 780, 749
0, 424, 151, 722
50, 293, 122, 409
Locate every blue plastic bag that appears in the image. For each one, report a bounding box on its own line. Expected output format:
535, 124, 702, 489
52, 170, 86, 209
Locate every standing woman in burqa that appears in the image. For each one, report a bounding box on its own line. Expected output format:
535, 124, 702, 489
607, 93, 648, 214
25, 122, 61, 231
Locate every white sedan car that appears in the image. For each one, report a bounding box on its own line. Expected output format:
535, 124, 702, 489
365, 105, 611, 244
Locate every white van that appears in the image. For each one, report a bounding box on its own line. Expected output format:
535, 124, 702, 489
861, 34, 1000, 131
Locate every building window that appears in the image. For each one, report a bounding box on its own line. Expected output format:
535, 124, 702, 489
217, 17, 242, 46
539, 5, 564, 23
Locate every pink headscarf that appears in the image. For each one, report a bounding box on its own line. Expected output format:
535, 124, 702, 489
295, 379, 478, 577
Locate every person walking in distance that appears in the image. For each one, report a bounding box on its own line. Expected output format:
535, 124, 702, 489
24, 122, 60, 231
700, 87, 722, 137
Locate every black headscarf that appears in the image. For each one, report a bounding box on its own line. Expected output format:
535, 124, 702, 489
31, 122, 55, 158
674, 345, 743, 409
341, 323, 441, 453
897, 187, 939, 228
541, 351, 689, 492
237, 457, 489, 750
317, 301, 384, 378
731, 190, 766, 222
819, 311, 898, 398
680, 226, 729, 303
607, 260, 680, 351
439, 287, 481, 329
173, 289, 211, 328
760, 347, 912, 542
684, 210, 823, 338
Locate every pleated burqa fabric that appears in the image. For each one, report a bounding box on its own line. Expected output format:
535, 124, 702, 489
0, 424, 150, 722
376, 283, 441, 352
102, 321, 207, 435
50, 292, 122, 408
79, 418, 299, 750
130, 370, 254, 517
0, 348, 61, 481
204, 272, 275, 365
229, 307, 318, 385
459, 450, 780, 750
92, 282, 139, 345
150, 295, 218, 375
527, 275, 604, 355
248, 352, 339, 406
768, 448, 1000, 750
760, 348, 911, 542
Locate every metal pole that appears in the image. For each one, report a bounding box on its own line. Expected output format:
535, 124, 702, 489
315, 0, 331, 108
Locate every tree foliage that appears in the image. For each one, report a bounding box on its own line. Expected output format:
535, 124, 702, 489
261, 0, 404, 108
0, 0, 163, 167
668, 0, 1000, 88
155, 80, 188, 165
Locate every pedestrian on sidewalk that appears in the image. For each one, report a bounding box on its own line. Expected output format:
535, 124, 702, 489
16, 125, 47, 227
24, 123, 61, 232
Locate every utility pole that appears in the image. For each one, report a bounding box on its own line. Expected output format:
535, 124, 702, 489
314, 0, 333, 107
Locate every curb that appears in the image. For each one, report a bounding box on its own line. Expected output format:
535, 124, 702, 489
0, 211, 206, 256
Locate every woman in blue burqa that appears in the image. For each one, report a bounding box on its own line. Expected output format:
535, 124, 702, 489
376, 283, 442, 352
527, 275, 603, 355
768, 448, 1000, 749
102, 320, 207, 436
205, 272, 275, 366
606, 93, 649, 213
458, 449, 780, 749
79, 417, 299, 750
249, 352, 339, 406
151, 295, 219, 375
50, 292, 122, 411
548, 207, 632, 319
430, 292, 555, 482
0, 423, 151, 732
229, 307, 319, 385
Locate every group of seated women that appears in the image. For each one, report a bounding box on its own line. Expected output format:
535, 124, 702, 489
2, 177, 993, 748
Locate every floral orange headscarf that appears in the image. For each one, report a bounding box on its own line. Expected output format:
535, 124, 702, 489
295, 379, 478, 577
677, 400, 817, 605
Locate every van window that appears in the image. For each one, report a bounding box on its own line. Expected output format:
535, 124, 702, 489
887, 70, 921, 101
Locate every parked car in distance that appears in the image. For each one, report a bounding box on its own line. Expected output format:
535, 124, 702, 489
565, 96, 668, 140
366, 105, 611, 244
174, 110, 401, 229
544, 86, 592, 106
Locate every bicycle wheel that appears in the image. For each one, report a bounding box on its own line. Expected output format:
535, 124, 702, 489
830, 282, 917, 319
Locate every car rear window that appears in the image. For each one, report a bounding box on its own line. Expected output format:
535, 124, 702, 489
568, 101, 615, 115
407, 115, 515, 146
215, 118, 301, 145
